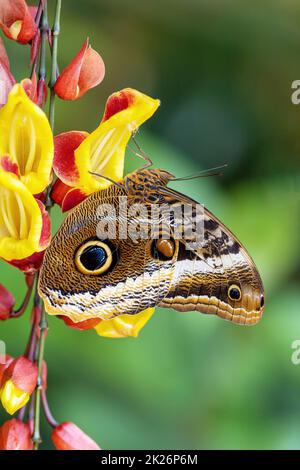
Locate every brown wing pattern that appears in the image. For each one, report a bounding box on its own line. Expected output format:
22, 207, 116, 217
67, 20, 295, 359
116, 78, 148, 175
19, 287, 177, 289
39, 168, 264, 325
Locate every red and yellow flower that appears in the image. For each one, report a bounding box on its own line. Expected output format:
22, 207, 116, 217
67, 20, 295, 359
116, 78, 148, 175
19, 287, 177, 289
0, 356, 38, 415
52, 87, 160, 211
58, 307, 155, 338
0, 84, 52, 271
94, 308, 155, 339
0, 84, 54, 194
0, 0, 37, 45
0, 157, 51, 265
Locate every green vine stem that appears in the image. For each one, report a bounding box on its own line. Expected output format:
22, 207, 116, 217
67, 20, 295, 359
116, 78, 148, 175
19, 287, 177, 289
31, 0, 62, 450
37, 0, 48, 105
32, 306, 47, 449
10, 276, 35, 318
30, 0, 44, 78
49, 0, 61, 131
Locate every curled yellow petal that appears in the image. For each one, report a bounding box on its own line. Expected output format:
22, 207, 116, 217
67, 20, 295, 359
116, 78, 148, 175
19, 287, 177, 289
0, 380, 30, 415
74, 88, 160, 194
9, 21, 22, 40
0, 168, 43, 261
0, 84, 54, 194
95, 308, 155, 338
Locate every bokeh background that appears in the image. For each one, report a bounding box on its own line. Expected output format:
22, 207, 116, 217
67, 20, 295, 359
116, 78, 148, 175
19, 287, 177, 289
1, 0, 300, 449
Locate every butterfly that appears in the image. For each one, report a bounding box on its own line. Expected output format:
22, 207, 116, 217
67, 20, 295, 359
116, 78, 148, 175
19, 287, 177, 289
39, 168, 265, 326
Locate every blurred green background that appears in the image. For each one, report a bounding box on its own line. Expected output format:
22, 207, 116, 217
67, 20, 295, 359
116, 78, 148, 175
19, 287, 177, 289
1, 0, 300, 450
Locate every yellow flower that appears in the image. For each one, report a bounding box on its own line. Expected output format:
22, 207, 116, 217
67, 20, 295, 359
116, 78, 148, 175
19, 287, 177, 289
95, 308, 155, 338
0, 379, 29, 415
75, 89, 159, 193
0, 84, 54, 194
0, 160, 51, 261
52, 88, 160, 210
0, 357, 38, 415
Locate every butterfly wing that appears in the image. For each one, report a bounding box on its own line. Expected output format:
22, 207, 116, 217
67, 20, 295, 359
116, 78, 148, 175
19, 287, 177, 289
153, 185, 265, 325
39, 169, 264, 326
39, 184, 178, 323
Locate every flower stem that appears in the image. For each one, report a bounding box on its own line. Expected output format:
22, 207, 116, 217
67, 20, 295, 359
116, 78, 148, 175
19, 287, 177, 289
30, 0, 44, 78
37, 0, 49, 106
49, 0, 62, 131
25, 287, 41, 360
32, 299, 48, 450
31, 0, 62, 450
41, 390, 58, 428
10, 277, 35, 318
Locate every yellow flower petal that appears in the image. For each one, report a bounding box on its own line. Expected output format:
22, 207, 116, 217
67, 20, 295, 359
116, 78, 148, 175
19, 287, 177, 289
74, 88, 160, 193
0, 379, 30, 415
0, 84, 54, 194
9, 21, 22, 41
95, 308, 155, 338
0, 169, 43, 261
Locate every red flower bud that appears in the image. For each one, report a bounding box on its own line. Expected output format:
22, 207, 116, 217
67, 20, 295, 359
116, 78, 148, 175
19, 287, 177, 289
1, 356, 38, 414
0, 0, 37, 44
54, 39, 105, 100
3, 356, 38, 394
0, 285, 15, 320
51, 422, 101, 450
0, 419, 33, 450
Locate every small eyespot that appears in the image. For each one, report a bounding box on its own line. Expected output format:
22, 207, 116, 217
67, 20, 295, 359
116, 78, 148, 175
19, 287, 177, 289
75, 241, 112, 275
260, 295, 265, 308
152, 238, 176, 260
228, 284, 242, 301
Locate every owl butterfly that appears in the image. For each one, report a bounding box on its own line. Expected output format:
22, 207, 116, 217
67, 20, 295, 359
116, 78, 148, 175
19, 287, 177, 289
39, 168, 264, 326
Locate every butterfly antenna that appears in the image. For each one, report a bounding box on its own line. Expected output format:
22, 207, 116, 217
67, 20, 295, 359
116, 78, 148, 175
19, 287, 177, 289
170, 164, 228, 182
89, 172, 124, 190
127, 134, 153, 169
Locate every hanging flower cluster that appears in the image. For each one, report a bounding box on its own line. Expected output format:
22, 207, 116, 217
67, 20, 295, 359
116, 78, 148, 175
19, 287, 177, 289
0, 84, 52, 271
0, 0, 159, 450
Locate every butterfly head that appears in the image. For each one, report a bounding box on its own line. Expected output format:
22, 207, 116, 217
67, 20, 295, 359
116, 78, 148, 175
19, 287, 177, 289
124, 168, 174, 196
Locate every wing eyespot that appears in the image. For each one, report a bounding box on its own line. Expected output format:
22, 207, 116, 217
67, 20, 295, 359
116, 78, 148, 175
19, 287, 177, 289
228, 284, 242, 301
75, 240, 113, 275
151, 238, 176, 260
